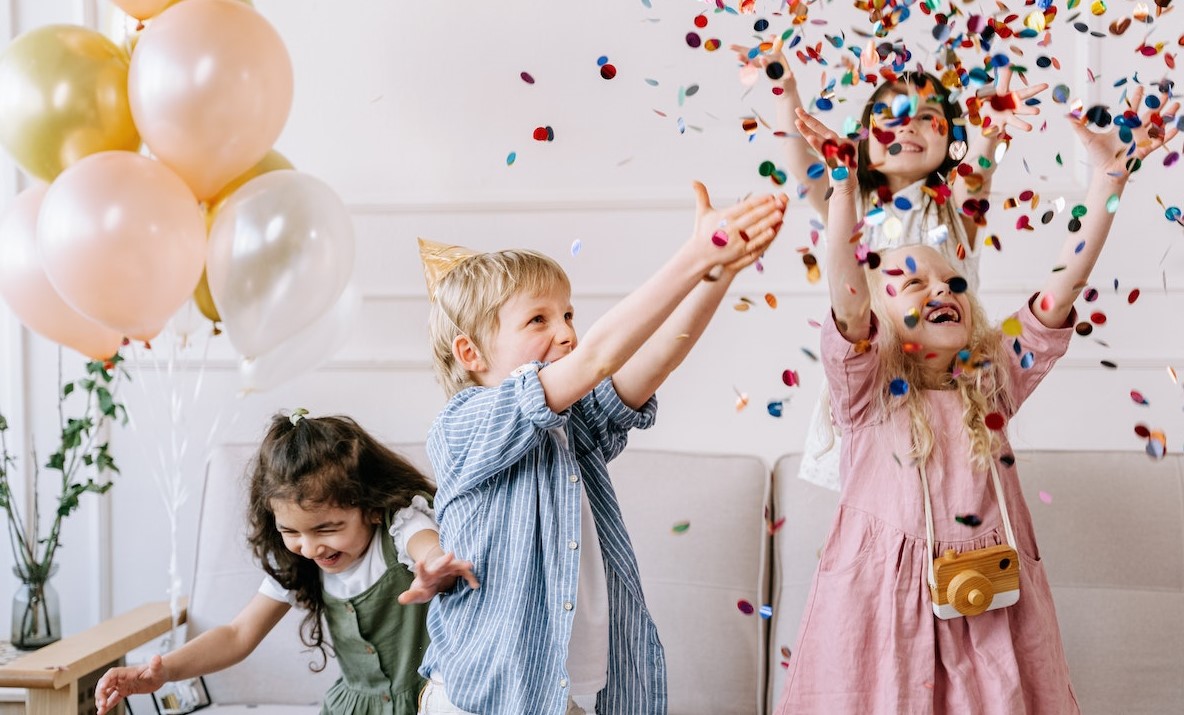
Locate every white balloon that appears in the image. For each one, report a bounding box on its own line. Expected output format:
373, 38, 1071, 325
207, 170, 355, 358
239, 283, 361, 393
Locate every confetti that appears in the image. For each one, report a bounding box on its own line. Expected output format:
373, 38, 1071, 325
889, 377, 909, 396
570, 239, 581, 256
782, 369, 800, 387
1039, 491, 1053, 504
985, 412, 1005, 431
955, 513, 983, 527
506, 151, 517, 166
672, 521, 690, 534
737, 599, 755, 615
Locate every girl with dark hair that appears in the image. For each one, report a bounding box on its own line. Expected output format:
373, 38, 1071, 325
95, 411, 478, 715
735, 44, 1046, 492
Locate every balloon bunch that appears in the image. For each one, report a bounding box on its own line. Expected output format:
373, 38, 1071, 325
0, 0, 358, 392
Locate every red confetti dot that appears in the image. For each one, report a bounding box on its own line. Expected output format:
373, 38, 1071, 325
782, 369, 799, 387
694, 14, 708, 28
984, 412, 1005, 431
737, 599, 755, 615
600, 64, 617, 80
1134, 423, 1151, 438
1128, 288, 1140, 304
532, 127, 548, 141
520, 71, 535, 84
1089, 311, 1107, 325
1131, 390, 1148, 405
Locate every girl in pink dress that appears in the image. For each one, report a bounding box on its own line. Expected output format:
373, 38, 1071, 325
775, 84, 1178, 714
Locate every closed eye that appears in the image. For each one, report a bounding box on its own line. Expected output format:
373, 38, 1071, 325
902, 278, 922, 289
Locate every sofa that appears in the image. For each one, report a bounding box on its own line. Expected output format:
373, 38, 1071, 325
41, 445, 1184, 714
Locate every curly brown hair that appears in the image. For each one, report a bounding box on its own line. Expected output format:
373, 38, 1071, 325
245, 412, 435, 670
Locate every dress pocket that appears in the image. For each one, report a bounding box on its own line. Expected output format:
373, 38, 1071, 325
817, 506, 880, 576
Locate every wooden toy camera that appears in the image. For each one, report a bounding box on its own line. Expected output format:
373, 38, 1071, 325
930, 544, 1020, 620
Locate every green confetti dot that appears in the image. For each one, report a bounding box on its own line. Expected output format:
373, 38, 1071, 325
1106, 194, 1120, 213
1055, 153, 1063, 166
759, 161, 775, 177
672, 521, 690, 534
978, 156, 993, 169
1071, 204, 1087, 218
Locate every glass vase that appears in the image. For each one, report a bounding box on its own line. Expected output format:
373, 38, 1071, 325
11, 563, 60, 650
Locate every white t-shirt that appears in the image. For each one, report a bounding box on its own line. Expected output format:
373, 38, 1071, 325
258, 495, 436, 603
551, 427, 610, 699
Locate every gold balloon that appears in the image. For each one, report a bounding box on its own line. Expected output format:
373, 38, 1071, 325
207, 150, 295, 216
0, 25, 140, 182
196, 150, 296, 324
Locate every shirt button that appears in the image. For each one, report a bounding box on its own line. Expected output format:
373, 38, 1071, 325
365, 645, 375, 654
563, 601, 574, 611
560, 678, 568, 688
568, 474, 579, 483
568, 540, 578, 550
382, 694, 391, 702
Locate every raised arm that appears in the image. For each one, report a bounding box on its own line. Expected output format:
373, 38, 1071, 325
612, 184, 787, 407
794, 108, 872, 341
1032, 86, 1179, 329
733, 41, 830, 221
537, 185, 785, 413
95, 594, 289, 714
954, 67, 1048, 247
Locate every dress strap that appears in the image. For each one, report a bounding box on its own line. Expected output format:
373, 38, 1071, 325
919, 458, 1016, 590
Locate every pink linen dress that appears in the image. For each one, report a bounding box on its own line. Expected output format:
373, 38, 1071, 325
774, 301, 1080, 714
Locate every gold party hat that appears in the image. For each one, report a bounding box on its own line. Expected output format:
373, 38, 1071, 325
418, 237, 478, 300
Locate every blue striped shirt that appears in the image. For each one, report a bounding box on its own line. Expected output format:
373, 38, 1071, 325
419, 364, 668, 715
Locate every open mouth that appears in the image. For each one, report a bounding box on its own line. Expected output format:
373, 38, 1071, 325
925, 302, 962, 324
897, 141, 923, 153
315, 552, 343, 567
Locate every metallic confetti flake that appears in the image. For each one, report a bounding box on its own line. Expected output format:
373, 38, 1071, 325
672, 521, 690, 534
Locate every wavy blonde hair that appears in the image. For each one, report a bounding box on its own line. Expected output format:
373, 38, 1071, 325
866, 264, 1013, 470
427, 249, 570, 397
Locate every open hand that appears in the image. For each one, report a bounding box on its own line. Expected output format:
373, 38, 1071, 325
95, 655, 168, 715
971, 66, 1048, 136
690, 182, 786, 275
398, 550, 480, 605
793, 108, 858, 188
1071, 84, 1180, 178
730, 39, 794, 88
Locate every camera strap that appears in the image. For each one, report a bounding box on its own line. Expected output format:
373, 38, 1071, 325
919, 458, 1017, 591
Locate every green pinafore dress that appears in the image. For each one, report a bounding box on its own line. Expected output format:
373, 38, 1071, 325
319, 513, 431, 715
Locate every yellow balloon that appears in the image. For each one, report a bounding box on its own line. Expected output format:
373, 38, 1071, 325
0, 25, 140, 182
207, 150, 295, 216
193, 269, 221, 323
196, 150, 295, 323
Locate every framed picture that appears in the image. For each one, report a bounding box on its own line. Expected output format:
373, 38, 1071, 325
150, 676, 211, 714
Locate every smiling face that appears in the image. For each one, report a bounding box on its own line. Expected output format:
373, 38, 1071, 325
865, 91, 951, 192
472, 282, 577, 386
874, 245, 973, 372
272, 499, 376, 574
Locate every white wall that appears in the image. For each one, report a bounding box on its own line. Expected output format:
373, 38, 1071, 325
1, 0, 1181, 633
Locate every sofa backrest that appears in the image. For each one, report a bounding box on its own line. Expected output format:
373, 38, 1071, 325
767, 450, 1184, 713
192, 445, 339, 706
608, 449, 771, 715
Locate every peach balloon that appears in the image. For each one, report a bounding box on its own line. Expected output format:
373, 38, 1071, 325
110, 0, 177, 20
0, 185, 123, 360
37, 151, 207, 341
127, 0, 293, 199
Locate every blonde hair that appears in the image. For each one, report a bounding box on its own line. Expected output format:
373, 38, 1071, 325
428, 249, 570, 397
866, 264, 1013, 471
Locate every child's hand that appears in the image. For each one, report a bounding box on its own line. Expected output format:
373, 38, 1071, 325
794, 108, 857, 192
1071, 84, 1180, 179
971, 66, 1048, 136
690, 183, 786, 273
95, 656, 169, 714
398, 550, 480, 605
730, 39, 794, 89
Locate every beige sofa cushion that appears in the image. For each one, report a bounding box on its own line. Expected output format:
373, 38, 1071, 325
768, 451, 1184, 713
609, 449, 771, 715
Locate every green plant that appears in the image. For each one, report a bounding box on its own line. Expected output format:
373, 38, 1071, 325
0, 354, 127, 644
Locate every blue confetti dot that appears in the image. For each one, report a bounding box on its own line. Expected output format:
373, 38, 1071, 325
1145, 95, 1162, 110
815, 96, 834, 111
890, 378, 909, 396
1020, 352, 1035, 369
506, 151, 516, 166
1074, 240, 1085, 254
830, 166, 849, 181
597, 56, 609, 67
894, 196, 914, 211
759, 604, 773, 619
905, 256, 917, 273
766, 400, 784, 418
806, 162, 825, 180
1166, 207, 1181, 222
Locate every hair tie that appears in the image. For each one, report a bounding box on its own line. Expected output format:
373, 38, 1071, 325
289, 408, 310, 426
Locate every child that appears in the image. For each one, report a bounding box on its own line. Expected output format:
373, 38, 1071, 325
94, 412, 479, 715
775, 87, 1176, 712
735, 42, 1045, 491
417, 183, 787, 715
